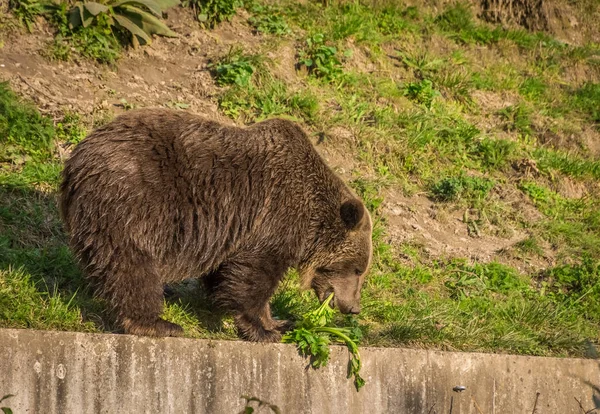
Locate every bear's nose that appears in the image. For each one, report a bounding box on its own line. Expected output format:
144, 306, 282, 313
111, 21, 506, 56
348, 305, 361, 314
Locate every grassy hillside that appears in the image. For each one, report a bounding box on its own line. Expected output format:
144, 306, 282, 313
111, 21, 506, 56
1, 0, 599, 357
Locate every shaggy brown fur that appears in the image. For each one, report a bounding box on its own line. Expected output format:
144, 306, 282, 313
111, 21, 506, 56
60, 108, 372, 342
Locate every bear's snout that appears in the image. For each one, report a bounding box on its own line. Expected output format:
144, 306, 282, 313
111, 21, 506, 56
347, 305, 361, 314
335, 298, 361, 315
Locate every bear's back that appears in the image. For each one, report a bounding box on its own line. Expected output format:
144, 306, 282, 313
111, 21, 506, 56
60, 109, 338, 277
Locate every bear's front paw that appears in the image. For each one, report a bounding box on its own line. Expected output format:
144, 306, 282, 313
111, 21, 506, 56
235, 315, 284, 342
257, 329, 283, 343
273, 319, 294, 334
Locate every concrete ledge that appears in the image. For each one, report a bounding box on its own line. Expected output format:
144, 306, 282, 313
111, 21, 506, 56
1, 328, 599, 413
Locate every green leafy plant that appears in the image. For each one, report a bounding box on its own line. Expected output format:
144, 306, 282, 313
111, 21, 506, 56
68, 0, 179, 47
218, 80, 318, 123
434, 2, 501, 45
211, 48, 257, 87
376, 5, 418, 35
298, 33, 343, 82
282, 293, 365, 391
519, 76, 547, 100
538, 256, 600, 317
182, 0, 240, 28
403, 79, 440, 109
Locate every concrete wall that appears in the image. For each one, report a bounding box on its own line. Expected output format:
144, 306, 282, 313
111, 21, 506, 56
0, 328, 598, 413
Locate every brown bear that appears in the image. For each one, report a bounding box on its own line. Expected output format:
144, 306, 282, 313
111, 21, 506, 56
59, 108, 372, 342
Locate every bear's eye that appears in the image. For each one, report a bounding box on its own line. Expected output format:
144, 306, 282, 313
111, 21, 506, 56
354, 268, 363, 276
317, 267, 334, 275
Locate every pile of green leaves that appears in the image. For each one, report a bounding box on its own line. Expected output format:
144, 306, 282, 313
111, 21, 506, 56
282, 293, 365, 391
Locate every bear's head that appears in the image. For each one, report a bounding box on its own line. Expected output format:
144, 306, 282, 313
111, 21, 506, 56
302, 198, 373, 315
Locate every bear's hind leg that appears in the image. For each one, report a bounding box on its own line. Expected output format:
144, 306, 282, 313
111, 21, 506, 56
102, 258, 183, 337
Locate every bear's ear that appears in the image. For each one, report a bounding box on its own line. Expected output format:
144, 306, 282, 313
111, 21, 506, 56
340, 199, 364, 230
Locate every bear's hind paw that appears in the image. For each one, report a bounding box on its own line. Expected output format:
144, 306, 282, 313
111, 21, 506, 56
123, 318, 184, 337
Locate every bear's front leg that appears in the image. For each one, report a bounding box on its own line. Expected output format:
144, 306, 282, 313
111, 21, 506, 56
210, 256, 291, 342
234, 304, 286, 342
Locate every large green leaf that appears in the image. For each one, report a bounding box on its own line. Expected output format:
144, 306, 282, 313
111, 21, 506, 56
110, 0, 161, 17
83, 1, 109, 16
69, 2, 105, 28
119, 5, 178, 38
151, 0, 179, 10
68, 3, 84, 28
112, 13, 152, 44
110, 0, 179, 15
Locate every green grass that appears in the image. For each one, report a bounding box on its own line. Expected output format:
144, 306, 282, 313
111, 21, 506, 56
571, 82, 600, 127
433, 2, 564, 50
2, 0, 600, 357
0, 82, 55, 164
246, 3, 291, 36
430, 174, 495, 203
0, 267, 95, 331
219, 80, 319, 123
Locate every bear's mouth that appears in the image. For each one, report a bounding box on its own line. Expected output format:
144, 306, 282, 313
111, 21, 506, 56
323, 288, 335, 309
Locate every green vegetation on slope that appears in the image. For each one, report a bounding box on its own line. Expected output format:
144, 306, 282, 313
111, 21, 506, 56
1, 0, 600, 357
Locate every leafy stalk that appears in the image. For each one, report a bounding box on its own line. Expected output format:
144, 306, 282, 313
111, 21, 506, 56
282, 293, 365, 390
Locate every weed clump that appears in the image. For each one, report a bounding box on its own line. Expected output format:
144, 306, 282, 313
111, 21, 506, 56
298, 33, 343, 82
572, 82, 600, 127
498, 103, 533, 136
403, 79, 440, 109
430, 174, 495, 202
247, 3, 291, 36
211, 48, 259, 87
182, 0, 240, 28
